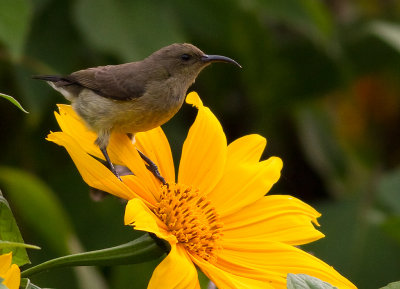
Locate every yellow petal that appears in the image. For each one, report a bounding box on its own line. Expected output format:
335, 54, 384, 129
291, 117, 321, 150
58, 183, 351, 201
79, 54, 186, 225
124, 198, 172, 243
179, 92, 227, 195
216, 242, 357, 289
106, 133, 161, 195
226, 134, 266, 167
190, 253, 273, 289
0, 253, 11, 275
135, 127, 175, 184
54, 105, 159, 193
119, 175, 158, 206
185, 91, 204, 108
47, 132, 136, 201
222, 195, 324, 245
55, 104, 100, 157
208, 157, 283, 217
148, 245, 200, 289
3, 264, 20, 289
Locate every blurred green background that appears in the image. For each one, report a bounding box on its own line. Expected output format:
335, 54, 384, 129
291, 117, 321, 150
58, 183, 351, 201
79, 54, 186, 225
1, 0, 400, 288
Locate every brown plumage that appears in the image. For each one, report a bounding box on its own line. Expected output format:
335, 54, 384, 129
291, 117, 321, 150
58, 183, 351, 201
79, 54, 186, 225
34, 43, 241, 183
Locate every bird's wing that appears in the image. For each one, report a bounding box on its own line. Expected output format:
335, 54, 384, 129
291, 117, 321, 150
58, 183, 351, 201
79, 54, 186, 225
68, 62, 168, 100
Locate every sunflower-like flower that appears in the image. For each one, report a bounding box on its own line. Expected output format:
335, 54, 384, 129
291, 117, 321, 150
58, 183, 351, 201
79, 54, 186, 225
47, 92, 356, 289
0, 253, 20, 289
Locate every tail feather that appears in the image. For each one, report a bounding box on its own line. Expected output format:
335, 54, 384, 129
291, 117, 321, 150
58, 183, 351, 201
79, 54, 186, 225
32, 75, 65, 82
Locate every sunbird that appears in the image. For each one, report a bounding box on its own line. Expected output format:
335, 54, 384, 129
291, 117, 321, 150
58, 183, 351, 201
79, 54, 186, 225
34, 43, 241, 183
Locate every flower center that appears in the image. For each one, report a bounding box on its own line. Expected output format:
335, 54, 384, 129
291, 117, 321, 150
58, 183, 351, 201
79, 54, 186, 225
153, 183, 223, 262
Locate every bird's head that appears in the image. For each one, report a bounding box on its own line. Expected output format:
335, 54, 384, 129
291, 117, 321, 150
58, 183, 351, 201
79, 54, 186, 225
148, 43, 241, 82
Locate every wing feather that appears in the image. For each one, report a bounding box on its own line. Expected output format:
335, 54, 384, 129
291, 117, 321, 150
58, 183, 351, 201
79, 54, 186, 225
67, 62, 169, 100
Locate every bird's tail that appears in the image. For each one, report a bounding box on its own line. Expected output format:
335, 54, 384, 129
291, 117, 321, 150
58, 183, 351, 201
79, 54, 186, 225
32, 75, 64, 82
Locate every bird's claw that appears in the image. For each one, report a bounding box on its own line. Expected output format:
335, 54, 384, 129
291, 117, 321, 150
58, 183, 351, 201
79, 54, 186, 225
138, 150, 167, 185
145, 163, 166, 185
111, 167, 122, 182
100, 147, 123, 182
150, 165, 167, 186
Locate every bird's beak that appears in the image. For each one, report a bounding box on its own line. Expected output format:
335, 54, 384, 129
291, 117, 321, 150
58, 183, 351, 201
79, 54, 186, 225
201, 54, 242, 68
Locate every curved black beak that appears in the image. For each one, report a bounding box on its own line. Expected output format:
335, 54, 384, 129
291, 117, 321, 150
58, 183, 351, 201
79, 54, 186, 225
201, 54, 242, 68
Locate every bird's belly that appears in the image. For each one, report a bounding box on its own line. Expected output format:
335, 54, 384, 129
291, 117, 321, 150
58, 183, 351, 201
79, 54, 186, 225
114, 102, 179, 133
73, 89, 183, 134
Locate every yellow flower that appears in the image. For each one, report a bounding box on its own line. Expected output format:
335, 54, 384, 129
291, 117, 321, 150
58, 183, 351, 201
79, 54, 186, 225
0, 253, 20, 289
47, 92, 357, 289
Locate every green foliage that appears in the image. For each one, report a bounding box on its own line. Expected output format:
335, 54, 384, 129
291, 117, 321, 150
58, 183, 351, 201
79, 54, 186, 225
73, 0, 185, 61
20, 278, 43, 289
0, 191, 30, 266
377, 167, 400, 214
0, 0, 400, 288
0, 167, 73, 255
0, 0, 32, 60
287, 274, 337, 289
381, 281, 400, 289
253, 0, 338, 53
377, 167, 400, 247
0, 168, 108, 288
368, 21, 400, 54
294, 104, 348, 195
304, 198, 400, 289
0, 93, 29, 113
197, 269, 210, 289
0, 240, 39, 251
21, 234, 165, 278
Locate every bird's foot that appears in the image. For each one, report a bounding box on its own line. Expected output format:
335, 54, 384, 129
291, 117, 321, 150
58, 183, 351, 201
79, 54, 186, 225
146, 163, 166, 186
110, 163, 122, 181
137, 150, 167, 185
100, 147, 122, 181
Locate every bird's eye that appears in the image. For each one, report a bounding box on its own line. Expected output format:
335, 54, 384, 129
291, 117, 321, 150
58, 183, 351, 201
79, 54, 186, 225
181, 54, 191, 61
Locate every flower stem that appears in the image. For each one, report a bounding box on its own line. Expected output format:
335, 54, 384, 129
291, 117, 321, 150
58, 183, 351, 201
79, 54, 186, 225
21, 234, 166, 277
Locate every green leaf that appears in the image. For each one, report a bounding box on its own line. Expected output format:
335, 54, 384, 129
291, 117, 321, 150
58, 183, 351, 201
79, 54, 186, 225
0, 93, 29, 113
0, 241, 40, 250
0, 167, 73, 255
305, 198, 400, 289
382, 217, 400, 246
380, 281, 400, 289
368, 21, 400, 55
0, 0, 32, 61
253, 0, 339, 54
0, 167, 108, 288
377, 167, 400, 214
294, 104, 348, 196
21, 233, 165, 278
73, 0, 185, 61
287, 274, 338, 289
0, 191, 30, 266
198, 269, 211, 289
110, 260, 161, 289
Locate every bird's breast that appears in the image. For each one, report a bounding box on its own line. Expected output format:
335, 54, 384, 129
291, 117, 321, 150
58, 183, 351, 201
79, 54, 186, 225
114, 75, 189, 131
73, 77, 189, 135
115, 90, 184, 133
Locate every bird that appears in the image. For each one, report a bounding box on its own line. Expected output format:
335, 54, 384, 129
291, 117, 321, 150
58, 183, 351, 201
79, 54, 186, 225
33, 43, 241, 184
